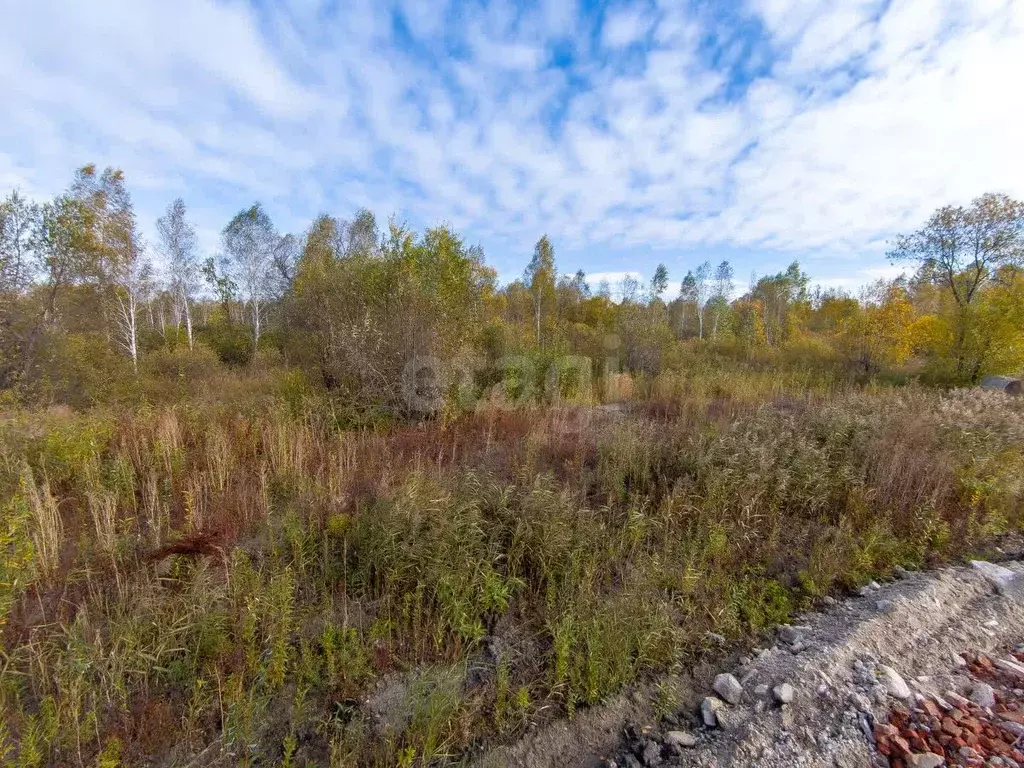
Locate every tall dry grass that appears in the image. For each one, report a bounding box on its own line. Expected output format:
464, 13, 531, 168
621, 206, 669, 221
0, 371, 1022, 766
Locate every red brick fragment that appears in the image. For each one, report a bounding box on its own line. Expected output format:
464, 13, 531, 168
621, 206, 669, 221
875, 724, 899, 739
962, 717, 983, 735
941, 717, 963, 738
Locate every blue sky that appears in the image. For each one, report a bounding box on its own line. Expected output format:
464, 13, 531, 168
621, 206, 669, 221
1, 0, 1022, 295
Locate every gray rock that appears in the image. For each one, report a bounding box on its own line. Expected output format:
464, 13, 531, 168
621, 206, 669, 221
871, 684, 889, 705
879, 665, 912, 699
996, 658, 1024, 680
773, 683, 796, 704
906, 754, 944, 768
876, 599, 897, 614
849, 691, 873, 713
999, 719, 1024, 739
778, 625, 802, 645
970, 681, 996, 708
754, 684, 770, 696
641, 739, 661, 766
971, 560, 1018, 594
858, 713, 874, 743
713, 673, 743, 705
894, 565, 911, 579
859, 581, 881, 596
946, 690, 973, 708
701, 697, 723, 727
715, 705, 738, 731
664, 731, 697, 748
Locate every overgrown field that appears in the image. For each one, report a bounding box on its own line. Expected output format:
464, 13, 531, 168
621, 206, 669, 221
2, 370, 1024, 767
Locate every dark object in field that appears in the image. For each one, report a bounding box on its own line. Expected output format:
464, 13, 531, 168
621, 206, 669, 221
980, 376, 1022, 395
146, 532, 226, 570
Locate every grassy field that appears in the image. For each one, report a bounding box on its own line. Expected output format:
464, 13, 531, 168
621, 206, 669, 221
2, 367, 1023, 766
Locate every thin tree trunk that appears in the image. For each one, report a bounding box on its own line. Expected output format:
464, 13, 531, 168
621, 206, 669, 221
534, 299, 541, 347
252, 299, 261, 351
184, 300, 193, 350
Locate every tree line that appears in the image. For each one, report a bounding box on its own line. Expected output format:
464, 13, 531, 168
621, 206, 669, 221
1, 164, 1022, 412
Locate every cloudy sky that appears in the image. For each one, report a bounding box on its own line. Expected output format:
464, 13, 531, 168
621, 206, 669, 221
1, 0, 1022, 293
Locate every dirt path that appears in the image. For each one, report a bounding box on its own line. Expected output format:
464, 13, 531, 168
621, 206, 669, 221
475, 559, 1024, 768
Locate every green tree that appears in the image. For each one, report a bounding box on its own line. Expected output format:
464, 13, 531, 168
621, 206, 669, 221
524, 235, 556, 346
0, 190, 38, 294
748, 261, 809, 345
156, 198, 200, 350
223, 203, 278, 349
649, 263, 668, 302
890, 192, 1024, 379
708, 260, 734, 341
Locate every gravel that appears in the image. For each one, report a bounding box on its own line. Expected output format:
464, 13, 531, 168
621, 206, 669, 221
482, 558, 1024, 768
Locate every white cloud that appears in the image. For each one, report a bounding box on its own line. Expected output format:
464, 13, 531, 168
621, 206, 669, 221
0, 0, 1021, 286
602, 5, 654, 48
399, 0, 449, 38
588, 270, 643, 284
813, 264, 909, 292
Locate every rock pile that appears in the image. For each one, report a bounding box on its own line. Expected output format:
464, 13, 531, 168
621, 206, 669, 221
602, 669, 804, 766
511, 559, 1024, 768
875, 647, 1024, 768
603, 722, 701, 768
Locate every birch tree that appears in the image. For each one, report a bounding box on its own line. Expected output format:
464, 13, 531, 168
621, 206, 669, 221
709, 260, 734, 340
113, 252, 153, 373
649, 263, 668, 303
0, 191, 38, 294
223, 203, 277, 350
68, 166, 149, 368
694, 261, 711, 340
524, 235, 555, 346
156, 198, 200, 349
